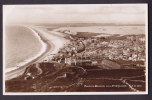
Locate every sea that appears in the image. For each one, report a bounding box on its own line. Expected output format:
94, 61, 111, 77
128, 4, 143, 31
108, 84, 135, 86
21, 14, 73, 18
4, 25, 43, 72
64, 26, 146, 35
4, 25, 146, 73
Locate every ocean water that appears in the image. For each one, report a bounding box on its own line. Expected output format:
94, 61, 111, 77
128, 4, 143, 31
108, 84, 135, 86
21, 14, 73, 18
4, 25, 146, 72
4, 25, 43, 71
59, 26, 146, 35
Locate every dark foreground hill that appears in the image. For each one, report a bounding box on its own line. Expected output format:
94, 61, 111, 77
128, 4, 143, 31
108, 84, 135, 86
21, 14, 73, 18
5, 62, 146, 92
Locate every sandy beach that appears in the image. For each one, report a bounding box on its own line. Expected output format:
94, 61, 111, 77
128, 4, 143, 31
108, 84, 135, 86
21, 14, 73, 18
5, 26, 70, 80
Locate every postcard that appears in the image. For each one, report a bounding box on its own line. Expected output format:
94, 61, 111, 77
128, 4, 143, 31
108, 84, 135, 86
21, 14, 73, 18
3, 4, 148, 95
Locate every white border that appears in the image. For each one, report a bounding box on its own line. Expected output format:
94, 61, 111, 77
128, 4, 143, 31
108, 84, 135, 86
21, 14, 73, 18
3, 4, 6, 96
3, 4, 148, 95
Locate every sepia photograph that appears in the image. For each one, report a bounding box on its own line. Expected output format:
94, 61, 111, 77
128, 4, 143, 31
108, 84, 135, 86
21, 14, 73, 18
3, 4, 148, 95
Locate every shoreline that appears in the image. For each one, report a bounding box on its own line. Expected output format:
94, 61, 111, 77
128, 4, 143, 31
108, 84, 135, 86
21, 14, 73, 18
5, 27, 47, 73
5, 26, 70, 80
5, 27, 52, 80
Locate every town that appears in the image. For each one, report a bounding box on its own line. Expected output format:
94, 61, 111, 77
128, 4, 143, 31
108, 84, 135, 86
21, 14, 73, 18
43, 30, 146, 69
5, 29, 146, 92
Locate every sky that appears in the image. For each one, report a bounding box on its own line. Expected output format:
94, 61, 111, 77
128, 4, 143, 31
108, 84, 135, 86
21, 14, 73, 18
3, 4, 147, 24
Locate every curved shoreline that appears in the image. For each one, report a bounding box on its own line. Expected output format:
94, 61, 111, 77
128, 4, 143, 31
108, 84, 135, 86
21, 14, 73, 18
5, 27, 51, 80
5, 26, 70, 80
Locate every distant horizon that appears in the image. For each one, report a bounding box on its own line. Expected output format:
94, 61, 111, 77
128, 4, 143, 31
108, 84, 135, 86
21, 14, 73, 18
5, 22, 146, 26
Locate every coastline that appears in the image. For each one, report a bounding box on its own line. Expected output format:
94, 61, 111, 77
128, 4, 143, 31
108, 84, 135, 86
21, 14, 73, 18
32, 26, 70, 63
5, 27, 67, 80
5, 26, 50, 80
5, 26, 69, 80
5, 27, 47, 73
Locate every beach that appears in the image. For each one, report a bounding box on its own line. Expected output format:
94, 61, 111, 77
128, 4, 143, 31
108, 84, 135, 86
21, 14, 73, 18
5, 26, 70, 80
4, 25, 145, 80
